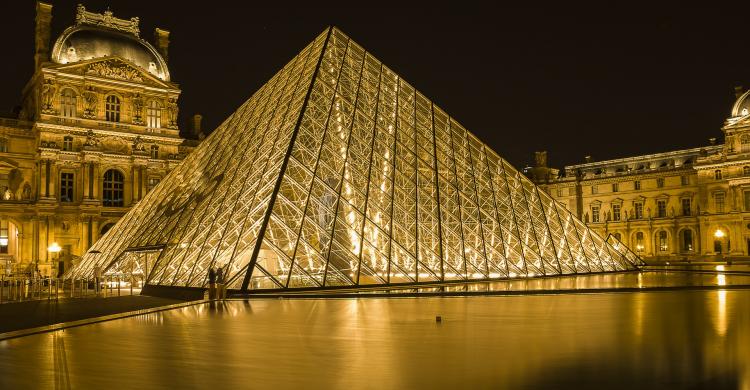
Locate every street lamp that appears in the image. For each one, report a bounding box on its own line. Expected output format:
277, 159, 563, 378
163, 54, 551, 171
48, 242, 61, 278
714, 229, 725, 263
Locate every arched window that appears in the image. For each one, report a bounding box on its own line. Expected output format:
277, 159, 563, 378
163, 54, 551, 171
100, 223, 115, 236
102, 169, 124, 207
150, 145, 159, 159
613, 232, 622, 241
658, 231, 668, 252
635, 232, 644, 252
61, 89, 76, 118
147, 100, 161, 128
715, 169, 722, 180
105, 95, 121, 122
681, 229, 693, 252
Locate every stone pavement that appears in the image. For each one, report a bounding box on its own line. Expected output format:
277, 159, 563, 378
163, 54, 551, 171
0, 295, 186, 334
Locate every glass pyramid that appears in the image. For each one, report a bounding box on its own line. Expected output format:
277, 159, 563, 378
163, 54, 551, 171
68, 27, 642, 291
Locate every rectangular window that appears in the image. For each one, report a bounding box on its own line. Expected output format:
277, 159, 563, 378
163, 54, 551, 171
657, 200, 667, 218
656, 177, 665, 188
682, 230, 693, 252
635, 202, 644, 219
681, 175, 689, 186
0, 138, 7, 153
612, 204, 621, 221
682, 198, 691, 216
0, 220, 8, 254
63, 136, 73, 152
715, 192, 725, 213
591, 185, 598, 195
745, 191, 750, 212
634, 180, 641, 190
150, 145, 159, 160
591, 205, 600, 223
60, 172, 74, 203
612, 183, 619, 192
556, 188, 564, 197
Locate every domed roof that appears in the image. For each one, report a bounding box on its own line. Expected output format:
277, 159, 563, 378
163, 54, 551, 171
50, 8, 170, 81
732, 89, 750, 118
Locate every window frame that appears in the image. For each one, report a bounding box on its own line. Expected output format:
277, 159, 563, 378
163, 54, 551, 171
60, 171, 74, 203
102, 169, 125, 207
60, 88, 77, 118
105, 95, 121, 123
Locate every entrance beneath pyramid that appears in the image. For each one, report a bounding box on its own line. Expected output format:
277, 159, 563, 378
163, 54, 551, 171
103, 246, 164, 291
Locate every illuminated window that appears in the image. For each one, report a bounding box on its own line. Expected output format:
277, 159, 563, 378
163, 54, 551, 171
744, 166, 750, 176
556, 188, 564, 197
63, 136, 73, 151
635, 231, 644, 250
591, 185, 598, 194
148, 177, 160, 192
656, 177, 664, 188
150, 145, 159, 159
105, 95, 121, 122
147, 100, 161, 128
715, 170, 722, 180
591, 205, 600, 223
612, 182, 619, 192
658, 231, 668, 251
60, 172, 74, 202
634, 202, 643, 219
634, 180, 641, 190
612, 203, 621, 221
742, 134, 750, 152
0, 220, 8, 254
682, 230, 693, 252
103, 169, 124, 207
715, 192, 725, 213
657, 199, 667, 218
682, 198, 691, 216
681, 175, 689, 185
61, 89, 76, 118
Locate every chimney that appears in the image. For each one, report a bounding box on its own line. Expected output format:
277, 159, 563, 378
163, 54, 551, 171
584, 155, 593, 163
735, 86, 745, 100
154, 28, 170, 63
191, 114, 204, 140
34, 2, 53, 70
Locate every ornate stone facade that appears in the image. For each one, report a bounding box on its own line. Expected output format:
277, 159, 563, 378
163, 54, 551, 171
529, 88, 750, 262
0, 3, 198, 276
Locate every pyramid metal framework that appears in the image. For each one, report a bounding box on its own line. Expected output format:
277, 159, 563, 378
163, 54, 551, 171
69, 27, 642, 291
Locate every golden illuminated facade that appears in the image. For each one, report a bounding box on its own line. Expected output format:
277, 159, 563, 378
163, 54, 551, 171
70, 27, 640, 291
530, 88, 750, 261
0, 3, 197, 276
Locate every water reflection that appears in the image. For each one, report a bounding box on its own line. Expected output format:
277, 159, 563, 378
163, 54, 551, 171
0, 291, 749, 389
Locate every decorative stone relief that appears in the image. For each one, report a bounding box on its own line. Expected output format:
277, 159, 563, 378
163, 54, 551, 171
167, 98, 178, 129
40, 80, 57, 114
86, 61, 144, 82
83, 87, 98, 118
100, 135, 130, 154
83, 129, 101, 149
132, 136, 147, 154
132, 94, 144, 125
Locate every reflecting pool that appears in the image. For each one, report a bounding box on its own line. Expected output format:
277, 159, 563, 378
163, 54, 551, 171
1, 290, 749, 389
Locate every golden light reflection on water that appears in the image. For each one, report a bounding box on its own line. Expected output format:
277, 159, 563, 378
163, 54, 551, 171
1, 290, 749, 389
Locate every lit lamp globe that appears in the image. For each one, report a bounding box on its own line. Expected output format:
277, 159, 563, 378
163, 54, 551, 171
714, 230, 725, 239
48, 242, 62, 253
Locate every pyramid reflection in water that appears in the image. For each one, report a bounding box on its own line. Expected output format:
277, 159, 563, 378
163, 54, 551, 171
69, 28, 642, 291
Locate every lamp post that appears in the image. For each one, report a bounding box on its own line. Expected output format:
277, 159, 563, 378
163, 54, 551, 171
714, 229, 725, 263
48, 242, 61, 277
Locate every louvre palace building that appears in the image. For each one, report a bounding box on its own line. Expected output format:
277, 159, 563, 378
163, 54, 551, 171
0, 3, 199, 276
528, 87, 750, 262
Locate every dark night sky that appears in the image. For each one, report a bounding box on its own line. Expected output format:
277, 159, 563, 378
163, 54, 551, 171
1, 1, 747, 169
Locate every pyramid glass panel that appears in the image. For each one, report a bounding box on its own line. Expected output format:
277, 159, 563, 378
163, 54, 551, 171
68, 27, 641, 291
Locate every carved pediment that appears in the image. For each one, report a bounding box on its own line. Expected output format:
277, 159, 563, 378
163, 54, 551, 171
100, 135, 130, 155
86, 59, 144, 82
50, 57, 172, 88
